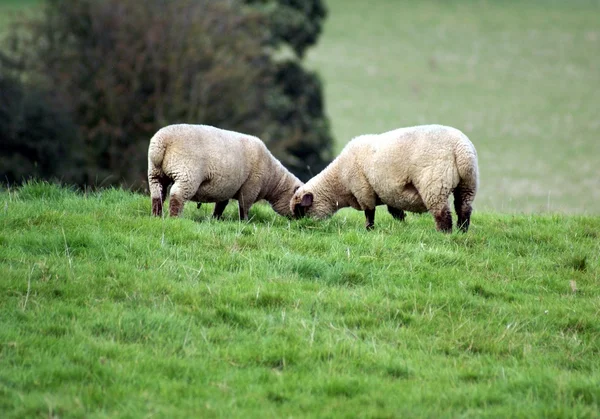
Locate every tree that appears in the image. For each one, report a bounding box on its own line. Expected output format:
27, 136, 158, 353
1, 0, 333, 187
0, 71, 79, 185
244, 0, 328, 57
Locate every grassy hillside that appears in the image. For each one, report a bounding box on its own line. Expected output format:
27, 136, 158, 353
1, 182, 599, 417
307, 0, 600, 213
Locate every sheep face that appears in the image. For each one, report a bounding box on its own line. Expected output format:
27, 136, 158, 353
290, 187, 333, 219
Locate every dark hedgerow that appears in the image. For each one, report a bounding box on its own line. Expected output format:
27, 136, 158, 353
0, 72, 80, 185
1, 0, 333, 188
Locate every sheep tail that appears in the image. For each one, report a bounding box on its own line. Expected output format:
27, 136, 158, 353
148, 130, 168, 171
454, 139, 479, 193
147, 130, 170, 215
453, 138, 479, 231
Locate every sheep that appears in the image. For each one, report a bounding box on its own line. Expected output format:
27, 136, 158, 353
290, 124, 479, 233
148, 124, 303, 220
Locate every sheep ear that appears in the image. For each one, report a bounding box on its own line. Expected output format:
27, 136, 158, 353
300, 192, 313, 207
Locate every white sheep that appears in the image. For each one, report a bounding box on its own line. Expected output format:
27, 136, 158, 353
290, 124, 479, 232
148, 124, 303, 219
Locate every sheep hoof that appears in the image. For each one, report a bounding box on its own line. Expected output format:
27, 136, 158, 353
365, 223, 375, 231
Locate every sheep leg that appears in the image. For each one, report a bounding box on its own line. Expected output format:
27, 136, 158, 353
431, 205, 453, 233
169, 179, 200, 217
235, 188, 259, 221
387, 206, 406, 221
212, 200, 229, 219
169, 196, 184, 217
415, 178, 453, 233
365, 208, 376, 230
152, 196, 163, 217
236, 194, 252, 221
238, 206, 248, 221
149, 175, 171, 217
453, 186, 474, 232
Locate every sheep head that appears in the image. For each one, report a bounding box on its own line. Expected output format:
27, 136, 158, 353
290, 185, 336, 220
291, 190, 313, 218
267, 177, 304, 217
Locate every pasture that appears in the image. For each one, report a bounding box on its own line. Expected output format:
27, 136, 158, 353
1, 0, 600, 417
306, 0, 600, 213
1, 182, 599, 417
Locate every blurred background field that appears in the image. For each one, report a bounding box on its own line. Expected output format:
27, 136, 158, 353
1, 0, 598, 213
306, 0, 600, 213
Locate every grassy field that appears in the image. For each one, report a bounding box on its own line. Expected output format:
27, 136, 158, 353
1, 1, 600, 417
1, 182, 599, 417
307, 0, 600, 213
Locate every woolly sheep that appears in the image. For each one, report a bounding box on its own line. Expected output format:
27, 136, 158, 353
148, 124, 303, 220
290, 124, 479, 233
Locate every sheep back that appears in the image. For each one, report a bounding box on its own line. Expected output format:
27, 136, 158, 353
148, 124, 302, 217
347, 124, 478, 212
291, 124, 478, 225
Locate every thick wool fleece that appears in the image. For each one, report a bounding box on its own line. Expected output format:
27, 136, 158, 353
148, 124, 302, 219
290, 124, 479, 232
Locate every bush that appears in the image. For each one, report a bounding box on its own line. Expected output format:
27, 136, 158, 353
2, 0, 333, 187
0, 71, 80, 185
246, 0, 328, 58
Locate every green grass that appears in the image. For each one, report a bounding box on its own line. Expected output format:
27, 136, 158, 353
1, 2, 599, 413
1, 182, 599, 417
307, 0, 600, 213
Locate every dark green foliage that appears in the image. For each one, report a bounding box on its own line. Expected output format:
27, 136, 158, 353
0, 72, 79, 184
264, 61, 333, 177
1, 0, 332, 187
245, 0, 328, 57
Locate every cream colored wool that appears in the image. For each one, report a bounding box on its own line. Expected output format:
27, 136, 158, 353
148, 124, 302, 219
290, 124, 479, 232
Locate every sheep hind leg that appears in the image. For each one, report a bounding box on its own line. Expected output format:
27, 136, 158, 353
416, 178, 453, 233
430, 205, 452, 233
169, 179, 200, 217
387, 206, 406, 221
453, 186, 474, 232
149, 175, 171, 217
212, 200, 229, 219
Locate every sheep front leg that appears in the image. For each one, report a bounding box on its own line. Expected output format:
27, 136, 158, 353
365, 208, 376, 230
238, 199, 256, 221
212, 200, 229, 219
235, 188, 259, 221
387, 206, 406, 221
